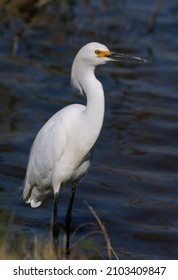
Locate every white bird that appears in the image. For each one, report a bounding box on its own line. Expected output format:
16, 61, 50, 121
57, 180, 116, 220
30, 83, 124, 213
23, 42, 146, 254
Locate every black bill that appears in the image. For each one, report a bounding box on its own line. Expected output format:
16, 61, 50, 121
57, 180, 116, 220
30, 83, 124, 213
107, 52, 148, 63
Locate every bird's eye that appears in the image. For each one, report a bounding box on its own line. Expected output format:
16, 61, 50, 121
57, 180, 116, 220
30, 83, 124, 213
95, 50, 102, 55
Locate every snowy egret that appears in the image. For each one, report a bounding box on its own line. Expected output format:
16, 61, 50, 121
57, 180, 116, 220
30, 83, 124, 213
23, 42, 146, 254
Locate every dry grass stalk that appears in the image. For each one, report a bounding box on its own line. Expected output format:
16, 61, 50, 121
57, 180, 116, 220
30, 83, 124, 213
84, 201, 118, 260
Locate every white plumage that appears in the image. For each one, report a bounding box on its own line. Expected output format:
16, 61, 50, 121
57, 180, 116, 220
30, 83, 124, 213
23, 42, 110, 207
23, 42, 146, 253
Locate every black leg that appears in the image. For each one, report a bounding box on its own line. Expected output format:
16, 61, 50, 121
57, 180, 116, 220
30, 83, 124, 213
53, 192, 59, 256
65, 184, 77, 256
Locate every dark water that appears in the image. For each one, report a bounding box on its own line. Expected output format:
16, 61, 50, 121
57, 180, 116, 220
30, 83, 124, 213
1, 0, 178, 259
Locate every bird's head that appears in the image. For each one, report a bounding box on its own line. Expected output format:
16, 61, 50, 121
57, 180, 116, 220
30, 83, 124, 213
73, 42, 147, 67
73, 42, 112, 66
71, 42, 147, 93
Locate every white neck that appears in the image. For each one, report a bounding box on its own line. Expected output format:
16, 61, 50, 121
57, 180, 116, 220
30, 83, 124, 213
82, 68, 105, 129
71, 61, 105, 145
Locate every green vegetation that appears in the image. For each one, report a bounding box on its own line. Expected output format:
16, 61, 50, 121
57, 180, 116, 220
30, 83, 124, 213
0, 207, 117, 260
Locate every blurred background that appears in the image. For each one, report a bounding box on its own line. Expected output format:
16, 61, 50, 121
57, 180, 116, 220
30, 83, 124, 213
0, 0, 178, 259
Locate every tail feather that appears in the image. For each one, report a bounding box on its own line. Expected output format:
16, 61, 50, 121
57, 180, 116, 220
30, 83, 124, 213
27, 198, 42, 208
23, 182, 47, 208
